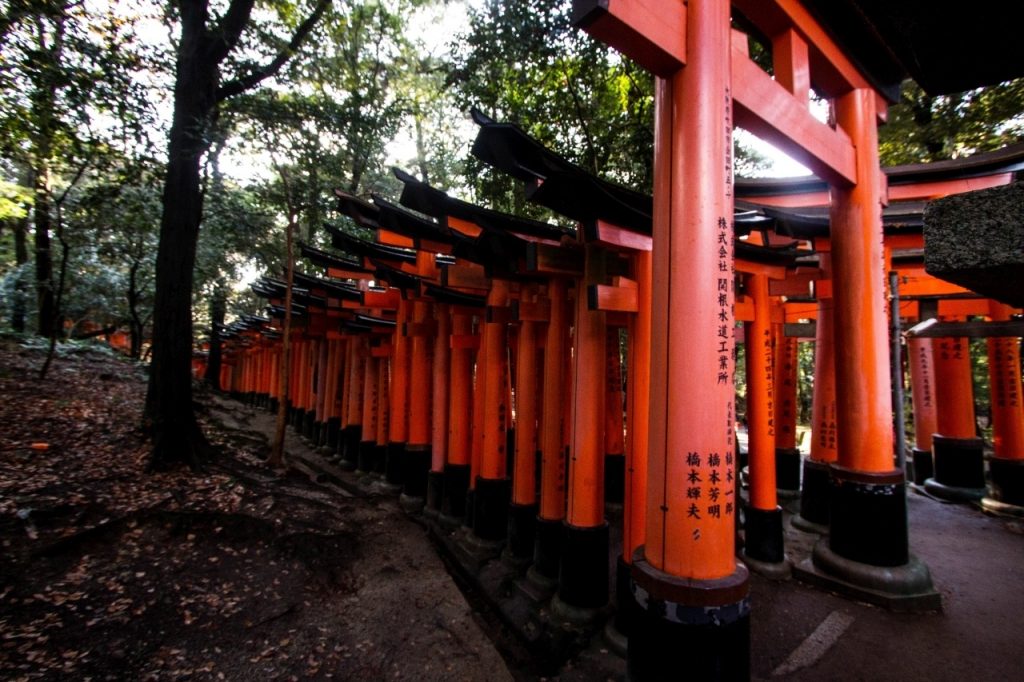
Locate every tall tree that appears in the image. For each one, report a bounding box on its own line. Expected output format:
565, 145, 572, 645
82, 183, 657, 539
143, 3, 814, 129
145, 0, 329, 470
0, 1, 153, 338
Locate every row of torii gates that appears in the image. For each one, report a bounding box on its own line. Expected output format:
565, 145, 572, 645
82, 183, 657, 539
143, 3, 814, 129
196, 1, 1024, 678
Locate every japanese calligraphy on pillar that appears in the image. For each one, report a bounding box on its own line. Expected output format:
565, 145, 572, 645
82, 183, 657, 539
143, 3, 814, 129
778, 338, 796, 440
764, 328, 775, 437
916, 343, 933, 409
992, 338, 1021, 409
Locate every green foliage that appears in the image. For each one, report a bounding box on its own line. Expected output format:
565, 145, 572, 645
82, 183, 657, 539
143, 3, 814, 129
448, 0, 654, 214
879, 78, 1024, 166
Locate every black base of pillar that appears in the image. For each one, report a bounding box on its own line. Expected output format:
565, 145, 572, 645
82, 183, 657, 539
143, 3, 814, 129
557, 522, 609, 610
605, 453, 625, 505
613, 555, 641, 638
269, 397, 279, 414
911, 447, 933, 485
472, 476, 510, 542
463, 488, 475, 529
506, 502, 538, 559
533, 516, 563, 581
402, 445, 431, 499
932, 434, 985, 489
744, 506, 785, 564
440, 463, 470, 522
795, 459, 830, 533
628, 550, 750, 682
357, 441, 376, 473
828, 465, 908, 567
426, 470, 444, 514
326, 418, 341, 450
373, 444, 387, 476
312, 421, 324, 447
384, 442, 405, 487
775, 447, 801, 495
987, 457, 1024, 507
302, 412, 312, 438
341, 425, 361, 469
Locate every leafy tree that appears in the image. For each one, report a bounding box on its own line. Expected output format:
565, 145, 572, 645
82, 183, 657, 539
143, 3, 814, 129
449, 0, 654, 214
145, 0, 329, 470
0, 0, 154, 338
879, 78, 1024, 166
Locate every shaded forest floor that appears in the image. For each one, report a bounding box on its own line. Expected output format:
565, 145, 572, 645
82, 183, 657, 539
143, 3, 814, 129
0, 337, 512, 681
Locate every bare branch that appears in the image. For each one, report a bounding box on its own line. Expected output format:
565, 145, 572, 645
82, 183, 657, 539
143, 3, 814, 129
216, 0, 331, 102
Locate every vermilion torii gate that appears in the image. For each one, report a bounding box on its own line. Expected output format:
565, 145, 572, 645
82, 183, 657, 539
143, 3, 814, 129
572, 0, 937, 676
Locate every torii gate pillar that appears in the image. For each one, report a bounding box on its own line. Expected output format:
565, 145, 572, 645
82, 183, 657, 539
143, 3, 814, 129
628, 0, 750, 677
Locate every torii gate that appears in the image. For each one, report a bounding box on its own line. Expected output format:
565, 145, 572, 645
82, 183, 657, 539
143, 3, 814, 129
574, 0, 933, 676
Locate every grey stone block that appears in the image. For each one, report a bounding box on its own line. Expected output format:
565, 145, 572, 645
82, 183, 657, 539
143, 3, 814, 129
924, 181, 1024, 306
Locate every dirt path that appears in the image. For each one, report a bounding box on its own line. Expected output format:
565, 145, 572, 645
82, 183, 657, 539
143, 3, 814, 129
0, 339, 513, 681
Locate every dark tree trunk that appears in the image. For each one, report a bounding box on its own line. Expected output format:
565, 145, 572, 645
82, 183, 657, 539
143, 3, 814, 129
33, 165, 55, 338
127, 260, 144, 359
12, 215, 28, 332
204, 287, 226, 389
144, 1, 220, 471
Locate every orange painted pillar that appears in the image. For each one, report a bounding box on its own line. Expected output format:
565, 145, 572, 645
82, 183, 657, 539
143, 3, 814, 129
985, 302, 1024, 509
774, 325, 801, 494
743, 272, 786, 570
534, 278, 569, 583
314, 338, 330, 444
815, 86, 935, 603
616, 249, 651, 639
604, 328, 626, 504
426, 303, 452, 514
340, 336, 365, 470
472, 280, 511, 543
926, 329, 984, 498
323, 339, 342, 451
508, 316, 540, 558
373, 353, 390, 476
404, 290, 434, 504
796, 252, 837, 530
629, 1, 748, 676
907, 336, 937, 484
441, 310, 475, 523
357, 347, 379, 474
558, 252, 609, 612
384, 299, 410, 488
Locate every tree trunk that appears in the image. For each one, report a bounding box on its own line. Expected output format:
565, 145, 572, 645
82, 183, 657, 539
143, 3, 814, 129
11, 215, 28, 333
144, 3, 219, 471
204, 287, 226, 389
127, 260, 143, 359
33, 163, 55, 338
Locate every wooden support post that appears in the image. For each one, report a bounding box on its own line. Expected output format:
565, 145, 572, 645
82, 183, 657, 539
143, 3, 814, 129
907, 337, 937, 484
357, 351, 379, 473
796, 253, 837, 531
473, 280, 511, 544
426, 303, 452, 515
508, 316, 541, 559
403, 291, 434, 506
926, 328, 985, 499
385, 298, 411, 489
774, 324, 801, 494
604, 327, 626, 505
341, 337, 365, 471
805, 87, 938, 609
742, 273, 787, 574
374, 354, 390, 476
533, 278, 569, 585
629, 2, 750, 677
557, 246, 609, 615
984, 302, 1024, 511
442, 311, 474, 524
616, 249, 652, 642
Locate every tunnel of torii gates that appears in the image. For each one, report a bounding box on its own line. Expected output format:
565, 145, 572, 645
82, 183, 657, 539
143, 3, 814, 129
192, 1, 1024, 677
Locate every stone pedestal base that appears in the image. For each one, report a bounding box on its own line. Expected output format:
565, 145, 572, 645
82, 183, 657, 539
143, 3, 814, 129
628, 549, 750, 682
